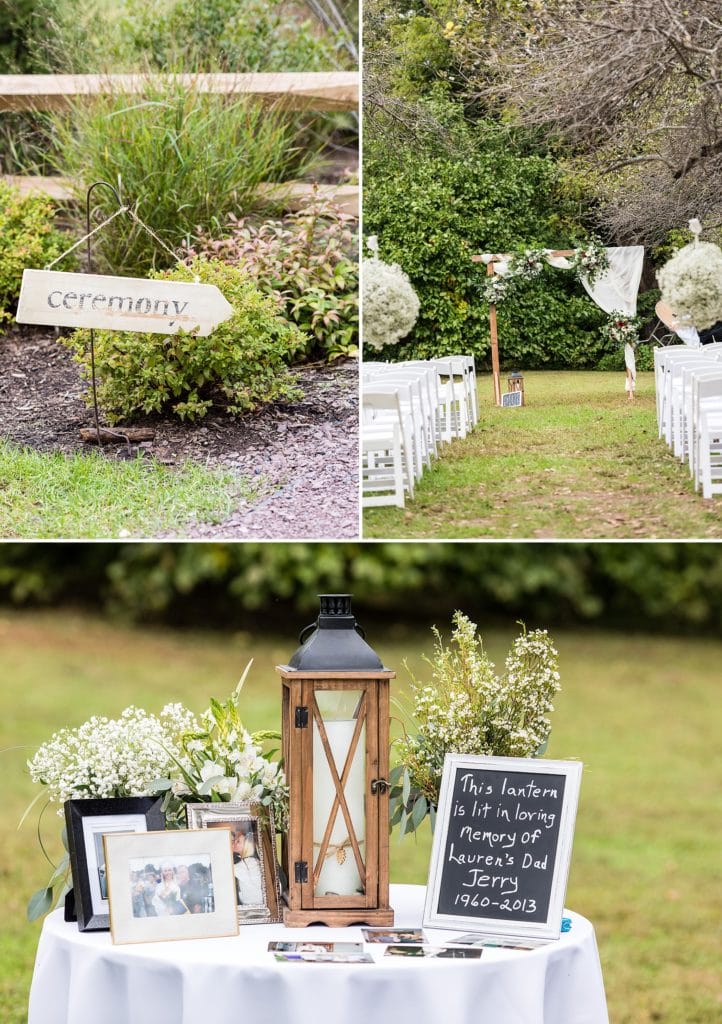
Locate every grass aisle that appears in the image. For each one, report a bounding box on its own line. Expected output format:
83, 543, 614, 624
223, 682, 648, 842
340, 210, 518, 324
1, 612, 721, 1023
363, 371, 722, 539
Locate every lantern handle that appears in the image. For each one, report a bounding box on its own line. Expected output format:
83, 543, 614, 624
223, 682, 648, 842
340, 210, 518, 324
296, 622, 367, 645
298, 623, 316, 645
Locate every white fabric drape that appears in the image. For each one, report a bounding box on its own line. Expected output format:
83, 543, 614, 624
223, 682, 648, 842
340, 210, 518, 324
580, 246, 644, 393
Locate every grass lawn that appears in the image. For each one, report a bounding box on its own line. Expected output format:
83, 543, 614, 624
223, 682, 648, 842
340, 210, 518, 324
363, 371, 722, 539
0, 441, 249, 538
2, 609, 721, 1023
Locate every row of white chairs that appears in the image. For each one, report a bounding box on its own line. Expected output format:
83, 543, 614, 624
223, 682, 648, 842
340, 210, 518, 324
361, 357, 478, 508
655, 343, 722, 499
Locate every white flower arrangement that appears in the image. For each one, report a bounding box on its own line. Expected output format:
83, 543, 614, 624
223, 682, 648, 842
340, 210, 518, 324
390, 613, 560, 835
482, 273, 512, 304
603, 311, 642, 348
507, 247, 547, 282
567, 239, 610, 285
27, 704, 197, 809
362, 256, 420, 350
152, 668, 288, 831
656, 240, 722, 330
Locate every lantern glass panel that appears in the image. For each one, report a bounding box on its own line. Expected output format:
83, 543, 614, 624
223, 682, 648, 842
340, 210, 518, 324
312, 689, 366, 897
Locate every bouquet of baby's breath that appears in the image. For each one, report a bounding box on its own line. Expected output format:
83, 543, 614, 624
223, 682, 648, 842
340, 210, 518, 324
25, 703, 198, 920
390, 613, 560, 836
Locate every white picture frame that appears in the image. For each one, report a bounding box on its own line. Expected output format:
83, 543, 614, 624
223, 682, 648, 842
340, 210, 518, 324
104, 829, 239, 945
423, 754, 583, 942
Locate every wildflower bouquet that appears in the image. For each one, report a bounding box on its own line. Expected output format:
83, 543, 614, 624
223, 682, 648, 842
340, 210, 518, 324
390, 613, 560, 836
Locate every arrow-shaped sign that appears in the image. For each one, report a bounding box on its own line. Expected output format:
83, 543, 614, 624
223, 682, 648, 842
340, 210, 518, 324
16, 269, 233, 337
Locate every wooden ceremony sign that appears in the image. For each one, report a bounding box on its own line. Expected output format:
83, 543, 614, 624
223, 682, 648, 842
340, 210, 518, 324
423, 754, 582, 943
16, 269, 233, 336
472, 251, 575, 406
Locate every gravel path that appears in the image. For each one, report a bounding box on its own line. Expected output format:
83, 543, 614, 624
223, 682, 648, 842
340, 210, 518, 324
0, 327, 359, 539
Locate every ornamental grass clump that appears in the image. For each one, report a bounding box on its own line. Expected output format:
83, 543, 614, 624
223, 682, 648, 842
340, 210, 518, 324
390, 613, 560, 835
362, 256, 420, 350
657, 240, 722, 330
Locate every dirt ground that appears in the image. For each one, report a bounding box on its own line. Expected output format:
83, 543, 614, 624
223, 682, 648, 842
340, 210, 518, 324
0, 327, 359, 539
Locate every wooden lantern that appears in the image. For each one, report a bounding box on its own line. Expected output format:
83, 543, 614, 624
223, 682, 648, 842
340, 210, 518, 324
507, 371, 525, 404
278, 594, 395, 928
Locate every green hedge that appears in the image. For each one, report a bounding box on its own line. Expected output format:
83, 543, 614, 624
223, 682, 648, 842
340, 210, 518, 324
1, 543, 721, 634
364, 138, 614, 369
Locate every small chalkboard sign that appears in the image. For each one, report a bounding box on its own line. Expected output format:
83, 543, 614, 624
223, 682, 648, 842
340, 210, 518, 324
423, 755, 582, 942
501, 391, 523, 407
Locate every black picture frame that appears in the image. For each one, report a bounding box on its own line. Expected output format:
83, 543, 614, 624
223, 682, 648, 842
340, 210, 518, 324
64, 796, 165, 932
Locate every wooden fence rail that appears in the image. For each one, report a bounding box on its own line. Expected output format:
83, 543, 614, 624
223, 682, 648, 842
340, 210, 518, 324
0, 72, 359, 215
0, 72, 359, 113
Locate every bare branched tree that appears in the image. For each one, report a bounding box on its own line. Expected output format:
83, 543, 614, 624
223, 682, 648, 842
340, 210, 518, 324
461, 0, 722, 243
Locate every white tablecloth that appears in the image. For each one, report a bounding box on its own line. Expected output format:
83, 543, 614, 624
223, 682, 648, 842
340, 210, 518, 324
29, 884, 608, 1024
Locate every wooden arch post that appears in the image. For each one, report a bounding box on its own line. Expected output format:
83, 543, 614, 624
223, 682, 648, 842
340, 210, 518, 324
472, 250, 576, 406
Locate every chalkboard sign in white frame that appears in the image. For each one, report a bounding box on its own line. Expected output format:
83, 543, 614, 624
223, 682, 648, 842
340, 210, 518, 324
423, 754, 583, 942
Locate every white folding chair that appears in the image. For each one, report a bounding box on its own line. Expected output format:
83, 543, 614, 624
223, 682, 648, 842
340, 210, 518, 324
362, 388, 416, 497
362, 422, 405, 508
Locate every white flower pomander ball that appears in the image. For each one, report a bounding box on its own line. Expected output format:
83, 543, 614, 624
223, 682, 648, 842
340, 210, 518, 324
362, 257, 420, 350
657, 240, 722, 330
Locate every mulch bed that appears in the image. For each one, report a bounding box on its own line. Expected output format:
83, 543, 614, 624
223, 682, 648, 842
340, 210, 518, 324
0, 326, 359, 539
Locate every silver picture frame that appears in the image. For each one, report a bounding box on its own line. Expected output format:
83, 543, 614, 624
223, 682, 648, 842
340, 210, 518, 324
186, 803, 281, 924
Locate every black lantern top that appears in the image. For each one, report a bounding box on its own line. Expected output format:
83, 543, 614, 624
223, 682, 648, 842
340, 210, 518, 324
287, 594, 385, 671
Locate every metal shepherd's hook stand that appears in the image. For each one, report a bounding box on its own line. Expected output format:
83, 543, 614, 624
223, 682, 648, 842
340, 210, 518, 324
85, 180, 130, 447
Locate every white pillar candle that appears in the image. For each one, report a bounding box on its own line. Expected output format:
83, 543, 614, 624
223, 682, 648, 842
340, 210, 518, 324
313, 718, 366, 896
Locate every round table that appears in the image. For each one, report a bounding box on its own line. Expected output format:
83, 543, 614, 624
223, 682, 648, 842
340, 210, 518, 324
29, 884, 608, 1024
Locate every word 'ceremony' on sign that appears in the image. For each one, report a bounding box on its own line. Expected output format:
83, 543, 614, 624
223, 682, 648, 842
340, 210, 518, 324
16, 270, 233, 337
424, 755, 582, 942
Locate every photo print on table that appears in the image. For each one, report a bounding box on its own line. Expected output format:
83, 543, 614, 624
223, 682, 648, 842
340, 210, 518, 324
362, 927, 426, 944
186, 803, 281, 923
64, 796, 165, 932
104, 829, 238, 945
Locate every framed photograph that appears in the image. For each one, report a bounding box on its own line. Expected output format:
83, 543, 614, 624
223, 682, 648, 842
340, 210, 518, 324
104, 828, 239, 945
186, 803, 281, 923
64, 797, 165, 932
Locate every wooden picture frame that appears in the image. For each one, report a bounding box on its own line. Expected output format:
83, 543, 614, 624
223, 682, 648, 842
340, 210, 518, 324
186, 803, 281, 924
64, 796, 165, 932
423, 754, 582, 942
104, 828, 239, 945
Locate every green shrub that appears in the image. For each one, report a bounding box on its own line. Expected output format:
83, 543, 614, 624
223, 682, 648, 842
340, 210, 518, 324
61, 257, 306, 422
121, 0, 339, 72
1, 542, 722, 634
0, 181, 73, 321
188, 195, 358, 362
364, 136, 614, 369
51, 77, 320, 276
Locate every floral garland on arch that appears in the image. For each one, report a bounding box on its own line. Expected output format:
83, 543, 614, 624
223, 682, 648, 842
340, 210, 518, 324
603, 310, 643, 349
480, 240, 610, 304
